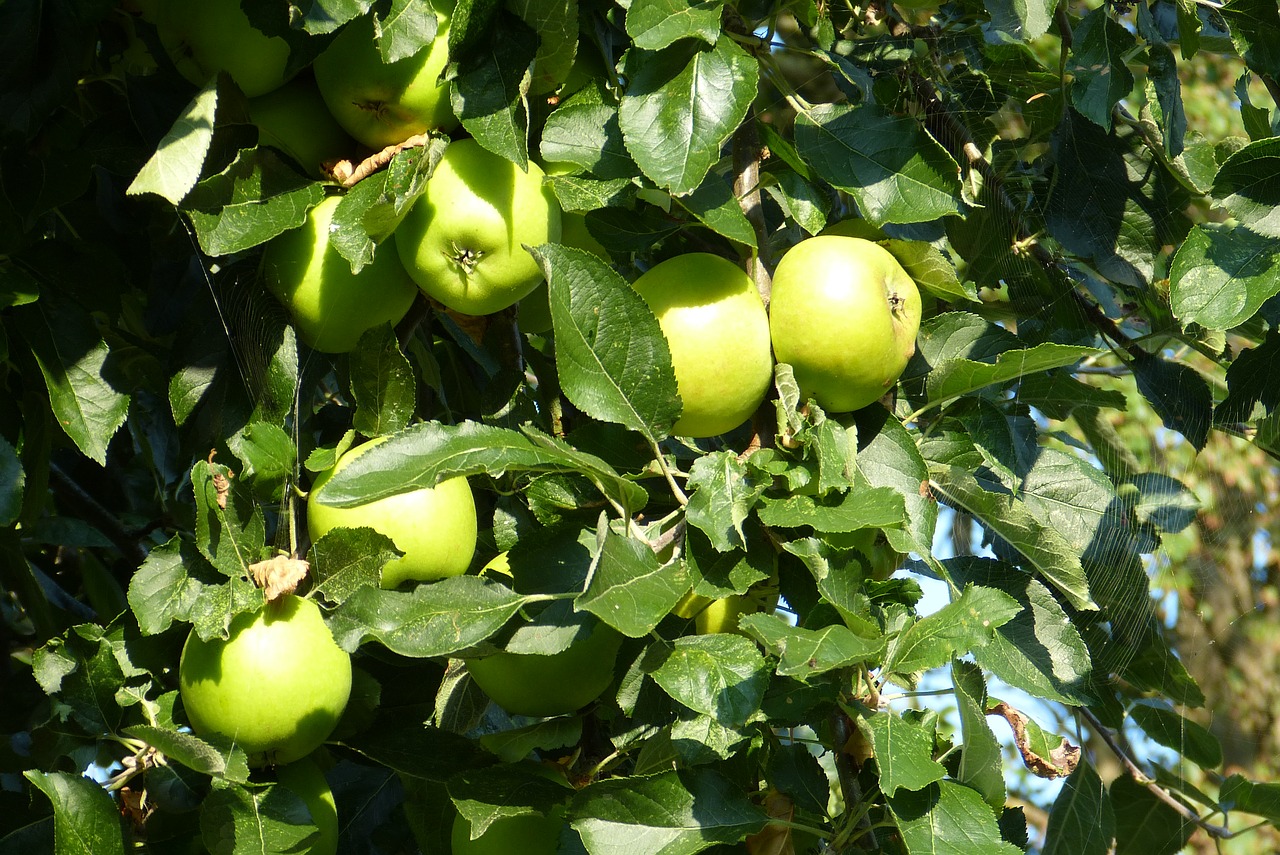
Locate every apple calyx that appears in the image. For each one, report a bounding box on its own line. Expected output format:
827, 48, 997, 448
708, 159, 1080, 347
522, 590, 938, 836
448, 244, 485, 276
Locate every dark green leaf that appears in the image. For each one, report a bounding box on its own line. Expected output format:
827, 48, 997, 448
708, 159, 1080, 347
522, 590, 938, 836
190, 458, 267, 579
199, 780, 318, 855
1219, 0, 1280, 79
1170, 224, 1280, 330
739, 612, 883, 679
853, 409, 938, 556
0, 434, 23, 526
1131, 352, 1212, 450
1219, 774, 1280, 823
350, 324, 416, 437
578, 526, 690, 638
925, 344, 1099, 405
307, 527, 400, 605
620, 37, 760, 195
123, 725, 250, 782
676, 173, 757, 247
379, 0, 438, 63
343, 710, 488, 781
861, 710, 946, 796
951, 661, 1005, 810
570, 770, 767, 854
1217, 331, 1280, 424
227, 421, 296, 491
508, 0, 578, 94
127, 537, 207, 636
755, 486, 906, 533
1068, 8, 1136, 129
32, 624, 124, 734
794, 103, 961, 226
765, 743, 829, 815
16, 299, 130, 467
183, 148, 325, 256
1111, 775, 1195, 855
450, 13, 537, 168
883, 239, 977, 304
23, 770, 123, 855
1127, 700, 1221, 769
540, 102, 638, 181
127, 81, 219, 205
1042, 761, 1114, 855
986, 0, 1053, 42
625, 0, 723, 50
532, 243, 681, 442
883, 584, 1022, 676
328, 576, 527, 657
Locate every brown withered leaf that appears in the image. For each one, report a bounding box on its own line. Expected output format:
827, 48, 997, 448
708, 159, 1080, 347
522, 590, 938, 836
746, 791, 799, 855
250, 555, 310, 602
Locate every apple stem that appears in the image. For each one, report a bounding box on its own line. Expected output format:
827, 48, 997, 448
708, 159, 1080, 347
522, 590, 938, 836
648, 439, 689, 506
732, 121, 772, 307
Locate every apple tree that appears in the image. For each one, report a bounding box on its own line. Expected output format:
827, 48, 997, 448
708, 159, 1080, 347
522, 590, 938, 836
2, 0, 1279, 853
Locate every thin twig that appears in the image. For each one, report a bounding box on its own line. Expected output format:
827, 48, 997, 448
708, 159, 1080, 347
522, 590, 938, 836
48, 463, 149, 568
648, 440, 689, 506
733, 121, 772, 307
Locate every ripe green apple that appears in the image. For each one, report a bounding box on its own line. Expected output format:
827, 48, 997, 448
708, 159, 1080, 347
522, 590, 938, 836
274, 758, 339, 855
630, 254, 772, 438
179, 595, 352, 766
261, 196, 418, 353
249, 76, 356, 179
308, 437, 477, 588
769, 236, 922, 413
312, 3, 457, 150
451, 803, 565, 855
395, 139, 562, 316
465, 617, 623, 717
153, 0, 294, 97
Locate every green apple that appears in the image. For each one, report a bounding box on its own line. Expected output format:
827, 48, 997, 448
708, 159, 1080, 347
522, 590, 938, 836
630, 253, 772, 438
693, 578, 780, 635
308, 437, 477, 588
179, 595, 352, 766
153, 0, 294, 97
261, 196, 418, 353
465, 617, 623, 717
769, 236, 922, 413
395, 139, 562, 316
249, 76, 356, 179
452, 802, 565, 855
275, 758, 339, 855
312, 2, 457, 150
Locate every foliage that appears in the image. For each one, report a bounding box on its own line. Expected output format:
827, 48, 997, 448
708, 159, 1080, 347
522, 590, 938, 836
1, 0, 1279, 853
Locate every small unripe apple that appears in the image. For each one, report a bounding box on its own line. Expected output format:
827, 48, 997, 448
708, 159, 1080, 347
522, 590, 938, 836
308, 437, 477, 588
179, 595, 352, 766
261, 196, 419, 353
249, 76, 356, 179
395, 139, 562, 316
153, 0, 294, 97
274, 758, 339, 855
313, 2, 457, 150
769, 236, 921, 413
630, 253, 773, 438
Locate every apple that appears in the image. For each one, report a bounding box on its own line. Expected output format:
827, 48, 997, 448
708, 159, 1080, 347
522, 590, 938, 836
464, 617, 623, 717
769, 236, 921, 413
395, 139, 562, 316
819, 218, 887, 242
261, 196, 419, 353
179, 595, 352, 766
249, 76, 356, 179
693, 578, 780, 635
312, 2, 457, 150
308, 437, 477, 588
153, 0, 294, 97
451, 801, 565, 855
274, 758, 339, 855
630, 254, 772, 438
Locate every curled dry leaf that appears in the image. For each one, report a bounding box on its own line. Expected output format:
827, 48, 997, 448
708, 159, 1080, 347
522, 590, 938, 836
987, 700, 1081, 778
746, 790, 798, 855
328, 133, 433, 188
207, 449, 233, 510
250, 555, 311, 602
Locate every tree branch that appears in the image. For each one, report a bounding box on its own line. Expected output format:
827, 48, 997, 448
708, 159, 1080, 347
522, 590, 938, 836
733, 121, 772, 307
48, 463, 149, 568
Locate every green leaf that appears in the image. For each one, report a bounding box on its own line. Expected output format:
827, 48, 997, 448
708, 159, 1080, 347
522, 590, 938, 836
1127, 700, 1221, 769
860, 709, 946, 796
16, 299, 130, 467
1016, 372, 1128, 420
1219, 0, 1280, 79
670, 709, 752, 764
127, 81, 219, 205
684, 527, 772, 599
328, 575, 528, 656
23, 770, 124, 855
947, 558, 1095, 706
887, 780, 1023, 855
1110, 775, 1195, 855
378, 0, 439, 62
620, 37, 760, 195
227, 421, 296, 492
1219, 773, 1280, 823
676, 173, 757, 248
1068, 8, 1137, 129
883, 584, 1022, 676
190, 458, 267, 579
925, 344, 1100, 405
570, 770, 767, 854
343, 710, 488, 781
648, 634, 767, 726
853, 409, 938, 556
306, 527, 399, 605
540, 101, 638, 180
313, 420, 648, 515
739, 612, 883, 679
883, 239, 977, 304
127, 537, 208, 636
762, 169, 830, 236
794, 103, 962, 226
350, 324, 416, 437
578, 526, 690, 638
531, 243, 681, 442
951, 661, 1005, 810
1217, 331, 1280, 424
479, 718, 583, 764
32, 624, 125, 734
926, 465, 1095, 611
1131, 352, 1212, 450
765, 742, 829, 815
755, 486, 906, 533
450, 13, 536, 168
123, 725, 250, 782
0, 434, 23, 526
986, 0, 1053, 42
199, 780, 319, 855
626, 0, 723, 50
684, 451, 766, 553
1170, 224, 1280, 330
508, 0, 578, 94
183, 148, 325, 256
449, 764, 571, 837
1042, 761, 1115, 855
